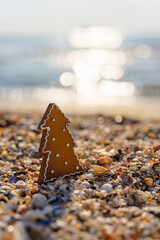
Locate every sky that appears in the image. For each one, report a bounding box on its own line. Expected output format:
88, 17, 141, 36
0, 0, 160, 37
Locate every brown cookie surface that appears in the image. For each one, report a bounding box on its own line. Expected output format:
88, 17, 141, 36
38, 103, 84, 184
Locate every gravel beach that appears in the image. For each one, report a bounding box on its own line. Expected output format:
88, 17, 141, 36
0, 112, 160, 240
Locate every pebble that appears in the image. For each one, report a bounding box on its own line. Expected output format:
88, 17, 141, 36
0, 160, 5, 167
15, 181, 26, 186
101, 183, 113, 192
43, 205, 54, 215
144, 178, 153, 186
59, 184, 69, 191
81, 181, 90, 188
140, 166, 150, 172
9, 190, 19, 199
31, 193, 47, 209
79, 210, 91, 220
27, 209, 47, 220
84, 173, 94, 179
1, 186, 11, 191
48, 185, 55, 191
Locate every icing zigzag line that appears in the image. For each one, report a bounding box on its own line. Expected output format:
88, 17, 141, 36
40, 104, 54, 182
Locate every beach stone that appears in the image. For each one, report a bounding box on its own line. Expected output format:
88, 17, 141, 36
144, 178, 153, 186
43, 205, 54, 215
114, 198, 127, 207
155, 180, 160, 185
15, 181, 26, 186
1, 186, 11, 191
48, 185, 55, 191
54, 179, 64, 188
59, 184, 68, 191
101, 183, 113, 192
54, 208, 64, 216
140, 166, 150, 172
0, 189, 8, 195
0, 220, 7, 229
85, 173, 94, 179
55, 220, 65, 228
79, 210, 91, 220
9, 190, 19, 199
27, 209, 47, 220
136, 151, 143, 156
125, 197, 134, 206
31, 193, 47, 209
16, 204, 28, 214
0, 160, 5, 167
81, 181, 90, 188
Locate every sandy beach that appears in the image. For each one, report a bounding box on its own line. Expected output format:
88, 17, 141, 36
1, 0, 160, 239
0, 110, 160, 240
0, 97, 160, 119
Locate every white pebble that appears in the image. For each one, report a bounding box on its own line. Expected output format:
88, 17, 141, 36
48, 185, 55, 191
15, 181, 26, 186
115, 185, 123, 190
59, 184, 68, 191
85, 173, 94, 179
136, 151, 143, 156
79, 210, 91, 220
140, 166, 149, 172
31, 193, 47, 209
101, 183, 113, 192
81, 181, 90, 188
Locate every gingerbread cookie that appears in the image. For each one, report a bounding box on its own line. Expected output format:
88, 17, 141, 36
38, 103, 84, 184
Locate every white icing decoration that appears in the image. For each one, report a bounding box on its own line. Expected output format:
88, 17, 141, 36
40, 103, 84, 183
51, 118, 55, 121
64, 161, 68, 165
51, 170, 54, 173
66, 143, 70, 147
52, 137, 55, 141
62, 128, 65, 132
76, 166, 79, 170
56, 153, 60, 157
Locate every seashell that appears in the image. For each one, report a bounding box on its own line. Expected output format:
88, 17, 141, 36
97, 157, 112, 168
8, 176, 18, 183
120, 173, 133, 185
59, 184, 68, 191
144, 178, 153, 186
2, 150, 8, 157
81, 181, 90, 188
153, 145, 160, 153
101, 183, 113, 192
140, 166, 149, 172
80, 159, 90, 169
90, 165, 107, 175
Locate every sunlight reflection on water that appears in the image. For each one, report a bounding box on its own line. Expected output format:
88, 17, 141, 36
53, 27, 134, 106
1, 26, 158, 108
68, 27, 122, 49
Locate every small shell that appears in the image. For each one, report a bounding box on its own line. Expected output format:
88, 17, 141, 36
144, 178, 153, 186
97, 157, 112, 168
80, 159, 90, 169
153, 145, 160, 153
120, 173, 133, 185
90, 165, 107, 175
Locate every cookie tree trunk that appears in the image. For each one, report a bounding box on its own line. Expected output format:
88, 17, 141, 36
38, 103, 84, 184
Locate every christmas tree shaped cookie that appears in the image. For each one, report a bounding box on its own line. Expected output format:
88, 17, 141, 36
38, 103, 84, 184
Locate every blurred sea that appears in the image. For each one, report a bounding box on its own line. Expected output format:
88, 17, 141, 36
0, 27, 160, 108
